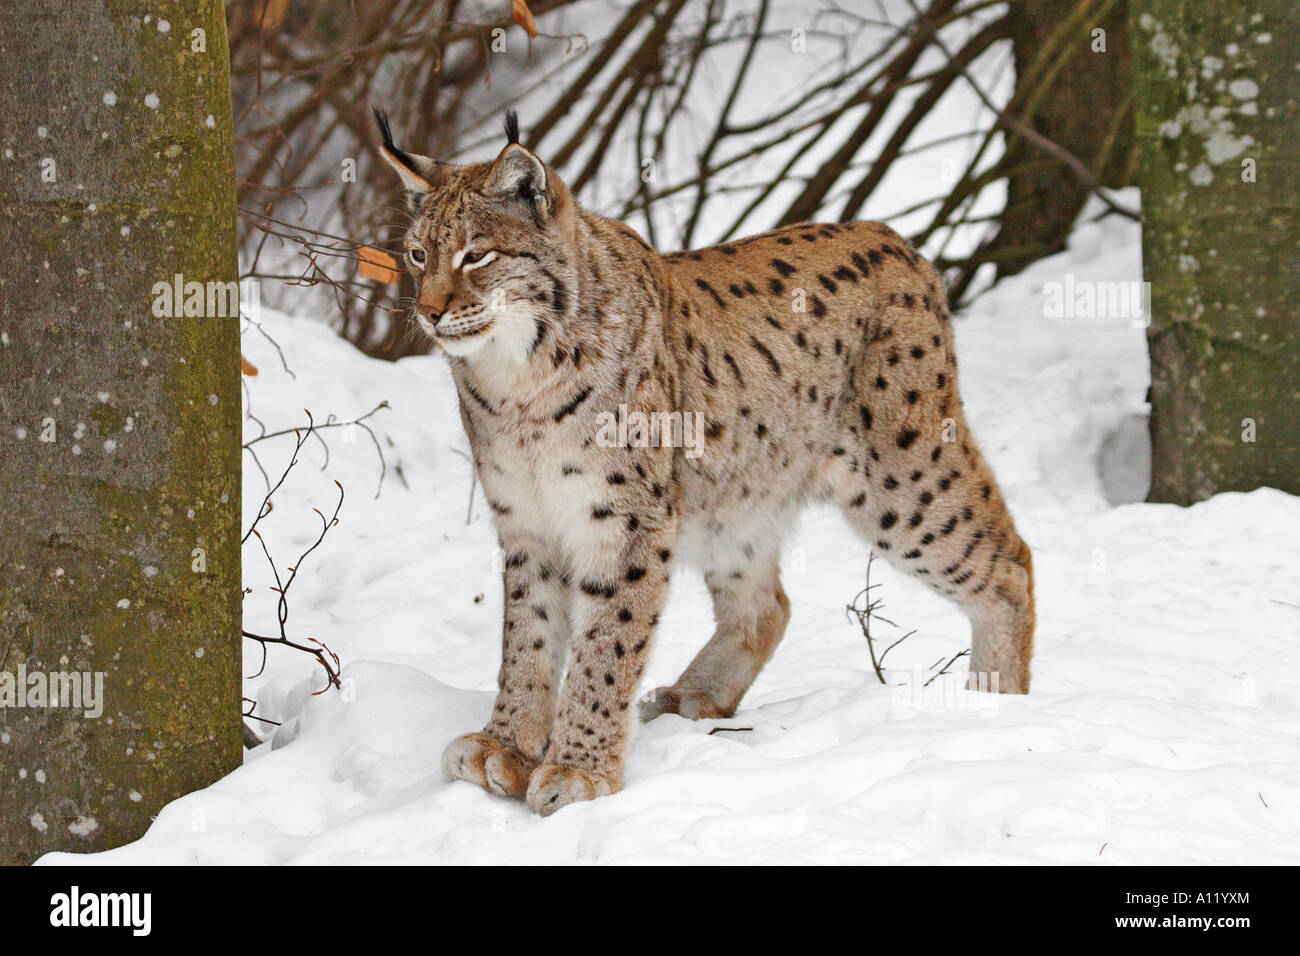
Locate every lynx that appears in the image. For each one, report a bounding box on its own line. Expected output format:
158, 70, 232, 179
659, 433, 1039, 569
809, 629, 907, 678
376, 110, 1034, 816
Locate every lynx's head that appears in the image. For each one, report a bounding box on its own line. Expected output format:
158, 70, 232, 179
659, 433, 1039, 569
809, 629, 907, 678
374, 108, 579, 360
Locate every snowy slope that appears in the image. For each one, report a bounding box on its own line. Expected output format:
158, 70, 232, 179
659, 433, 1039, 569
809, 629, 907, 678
40, 200, 1300, 865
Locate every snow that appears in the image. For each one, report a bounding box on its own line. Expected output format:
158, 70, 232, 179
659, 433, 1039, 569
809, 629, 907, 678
38, 195, 1300, 865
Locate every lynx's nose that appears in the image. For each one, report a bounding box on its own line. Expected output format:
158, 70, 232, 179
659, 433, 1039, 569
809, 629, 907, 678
418, 305, 443, 326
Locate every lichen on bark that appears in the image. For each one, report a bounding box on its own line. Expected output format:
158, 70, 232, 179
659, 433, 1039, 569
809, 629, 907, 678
1132, 1, 1300, 503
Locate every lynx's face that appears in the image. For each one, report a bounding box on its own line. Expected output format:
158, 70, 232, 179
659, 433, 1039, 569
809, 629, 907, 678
374, 109, 577, 361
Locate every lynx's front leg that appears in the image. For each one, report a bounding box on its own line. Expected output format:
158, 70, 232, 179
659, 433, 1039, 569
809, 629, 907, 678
526, 519, 676, 816
443, 535, 569, 796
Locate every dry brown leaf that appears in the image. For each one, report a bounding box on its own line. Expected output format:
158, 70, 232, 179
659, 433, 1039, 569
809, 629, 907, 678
257, 0, 290, 34
357, 245, 400, 285
513, 0, 539, 39
241, 354, 259, 376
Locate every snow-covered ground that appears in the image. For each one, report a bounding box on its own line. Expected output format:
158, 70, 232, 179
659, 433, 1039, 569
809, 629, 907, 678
39, 197, 1300, 865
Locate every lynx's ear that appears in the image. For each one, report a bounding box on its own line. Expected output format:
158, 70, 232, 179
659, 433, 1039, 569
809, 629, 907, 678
372, 106, 443, 208
482, 110, 549, 222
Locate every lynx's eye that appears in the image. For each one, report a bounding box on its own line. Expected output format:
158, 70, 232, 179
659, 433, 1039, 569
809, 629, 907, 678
459, 249, 499, 272
407, 247, 426, 266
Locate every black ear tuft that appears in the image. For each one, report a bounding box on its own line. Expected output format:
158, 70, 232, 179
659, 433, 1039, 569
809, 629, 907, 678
504, 109, 520, 146
372, 104, 419, 171
371, 104, 395, 150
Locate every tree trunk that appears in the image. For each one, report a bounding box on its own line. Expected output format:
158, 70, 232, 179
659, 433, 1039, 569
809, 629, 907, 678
978, 0, 1135, 284
0, 1, 241, 863
1132, 1, 1299, 504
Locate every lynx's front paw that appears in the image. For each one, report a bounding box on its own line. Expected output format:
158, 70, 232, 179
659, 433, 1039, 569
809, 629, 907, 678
442, 732, 538, 796
526, 764, 614, 816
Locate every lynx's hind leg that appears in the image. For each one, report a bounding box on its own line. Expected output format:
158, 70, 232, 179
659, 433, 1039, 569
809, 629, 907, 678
831, 441, 1034, 693
829, 295, 1035, 692
641, 552, 792, 721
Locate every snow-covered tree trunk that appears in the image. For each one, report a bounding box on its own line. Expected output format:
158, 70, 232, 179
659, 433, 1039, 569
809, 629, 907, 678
1133, 2, 1299, 504
0, 1, 240, 863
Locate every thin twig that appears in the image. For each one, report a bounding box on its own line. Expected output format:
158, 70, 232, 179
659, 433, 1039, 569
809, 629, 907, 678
846, 551, 917, 684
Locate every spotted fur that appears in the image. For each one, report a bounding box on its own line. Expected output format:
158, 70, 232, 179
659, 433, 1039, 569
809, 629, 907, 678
377, 110, 1035, 816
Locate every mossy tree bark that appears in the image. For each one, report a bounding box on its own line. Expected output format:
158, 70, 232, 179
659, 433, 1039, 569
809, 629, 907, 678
1132, 1, 1300, 503
0, 2, 241, 863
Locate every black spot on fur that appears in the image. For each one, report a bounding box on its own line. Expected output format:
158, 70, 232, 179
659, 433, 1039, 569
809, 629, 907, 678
580, 579, 618, 599
552, 386, 593, 422
723, 352, 744, 384
463, 381, 497, 415
695, 278, 726, 307
749, 336, 781, 375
